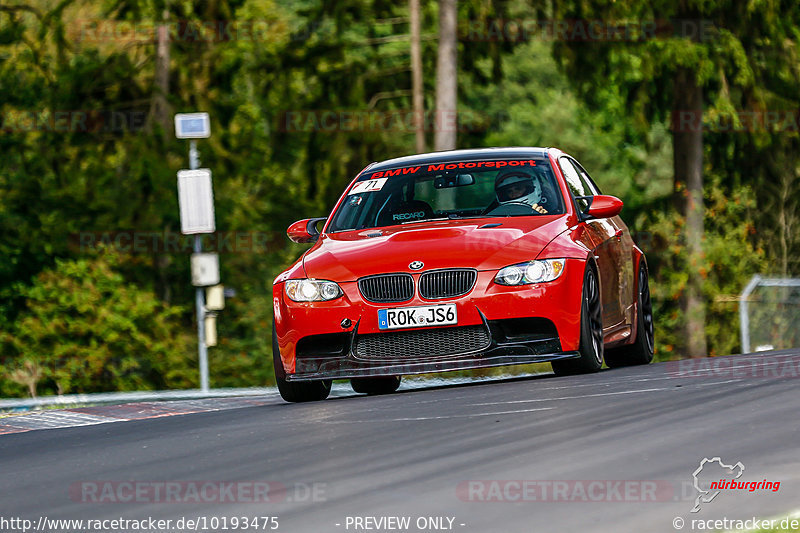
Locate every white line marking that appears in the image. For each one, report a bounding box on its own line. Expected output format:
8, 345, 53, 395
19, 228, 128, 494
468, 387, 669, 406
319, 406, 554, 423
391, 406, 554, 420
690, 379, 744, 387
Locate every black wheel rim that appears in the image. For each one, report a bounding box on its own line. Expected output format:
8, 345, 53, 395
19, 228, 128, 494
585, 269, 603, 364
639, 267, 654, 354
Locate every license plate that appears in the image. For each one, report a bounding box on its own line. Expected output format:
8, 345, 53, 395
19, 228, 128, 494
378, 304, 457, 330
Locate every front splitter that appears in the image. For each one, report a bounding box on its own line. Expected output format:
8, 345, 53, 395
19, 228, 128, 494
286, 350, 580, 381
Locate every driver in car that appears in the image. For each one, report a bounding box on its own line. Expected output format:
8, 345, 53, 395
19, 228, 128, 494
494, 169, 549, 214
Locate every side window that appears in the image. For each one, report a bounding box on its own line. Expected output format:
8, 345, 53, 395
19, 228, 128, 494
559, 157, 591, 212
571, 159, 602, 195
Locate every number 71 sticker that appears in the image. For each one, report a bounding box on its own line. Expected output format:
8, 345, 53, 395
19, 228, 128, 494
348, 178, 388, 195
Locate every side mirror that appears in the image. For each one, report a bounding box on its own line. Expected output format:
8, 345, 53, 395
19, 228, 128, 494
586, 195, 623, 219
287, 217, 327, 243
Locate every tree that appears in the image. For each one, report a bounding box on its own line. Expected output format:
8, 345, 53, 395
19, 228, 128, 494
1, 250, 196, 396
149, 8, 171, 133
410, 0, 425, 153
434, 0, 457, 151
551, 0, 800, 356
674, 66, 706, 356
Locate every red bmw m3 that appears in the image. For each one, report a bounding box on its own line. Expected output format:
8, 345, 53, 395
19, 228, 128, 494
272, 148, 654, 402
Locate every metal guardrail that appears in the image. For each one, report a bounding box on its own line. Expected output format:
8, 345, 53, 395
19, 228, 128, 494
0, 387, 278, 410
1, 372, 547, 411
739, 275, 800, 354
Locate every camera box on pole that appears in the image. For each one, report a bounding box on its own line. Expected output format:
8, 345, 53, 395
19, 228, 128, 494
191, 253, 220, 287
177, 169, 216, 234
204, 314, 218, 347
206, 284, 225, 311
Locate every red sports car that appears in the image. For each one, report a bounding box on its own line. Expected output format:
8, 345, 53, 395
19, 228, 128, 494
272, 147, 654, 402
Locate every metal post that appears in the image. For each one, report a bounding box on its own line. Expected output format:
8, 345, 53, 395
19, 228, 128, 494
189, 140, 199, 170
190, 140, 209, 391
739, 275, 760, 355
195, 235, 209, 391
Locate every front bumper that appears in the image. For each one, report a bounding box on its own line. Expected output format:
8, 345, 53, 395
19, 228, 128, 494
287, 319, 580, 381
273, 259, 585, 380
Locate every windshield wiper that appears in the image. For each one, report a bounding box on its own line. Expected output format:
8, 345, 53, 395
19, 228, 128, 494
401, 214, 493, 223
400, 217, 450, 224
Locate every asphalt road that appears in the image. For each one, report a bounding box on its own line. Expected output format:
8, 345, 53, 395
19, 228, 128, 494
1, 350, 799, 533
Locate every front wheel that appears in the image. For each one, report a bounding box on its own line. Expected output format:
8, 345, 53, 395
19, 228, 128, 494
272, 323, 332, 402
351, 376, 402, 395
605, 262, 655, 368
552, 263, 604, 376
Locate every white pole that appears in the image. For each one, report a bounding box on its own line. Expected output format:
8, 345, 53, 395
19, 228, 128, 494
739, 275, 760, 354
190, 140, 210, 391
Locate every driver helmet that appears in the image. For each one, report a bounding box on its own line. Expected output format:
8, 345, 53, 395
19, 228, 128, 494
494, 169, 543, 207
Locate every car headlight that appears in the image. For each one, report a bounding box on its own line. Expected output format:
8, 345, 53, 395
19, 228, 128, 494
285, 279, 343, 302
494, 259, 566, 286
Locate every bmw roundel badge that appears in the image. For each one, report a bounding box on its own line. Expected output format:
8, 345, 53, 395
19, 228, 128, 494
409, 261, 424, 270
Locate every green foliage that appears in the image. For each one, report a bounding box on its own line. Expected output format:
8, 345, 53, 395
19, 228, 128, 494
1, 0, 798, 397
549, 0, 800, 356
640, 178, 766, 358
0, 250, 196, 396
474, 39, 673, 213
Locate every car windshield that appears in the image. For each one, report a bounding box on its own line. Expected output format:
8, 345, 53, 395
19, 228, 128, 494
328, 158, 565, 232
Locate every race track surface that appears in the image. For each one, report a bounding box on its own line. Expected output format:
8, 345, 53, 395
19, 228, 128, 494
1, 351, 798, 533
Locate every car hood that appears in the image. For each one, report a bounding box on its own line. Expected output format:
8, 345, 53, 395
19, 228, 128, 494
302, 217, 572, 281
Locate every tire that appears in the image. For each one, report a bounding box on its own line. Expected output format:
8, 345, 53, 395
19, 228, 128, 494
552, 263, 604, 376
272, 323, 332, 402
351, 376, 402, 395
605, 262, 655, 368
